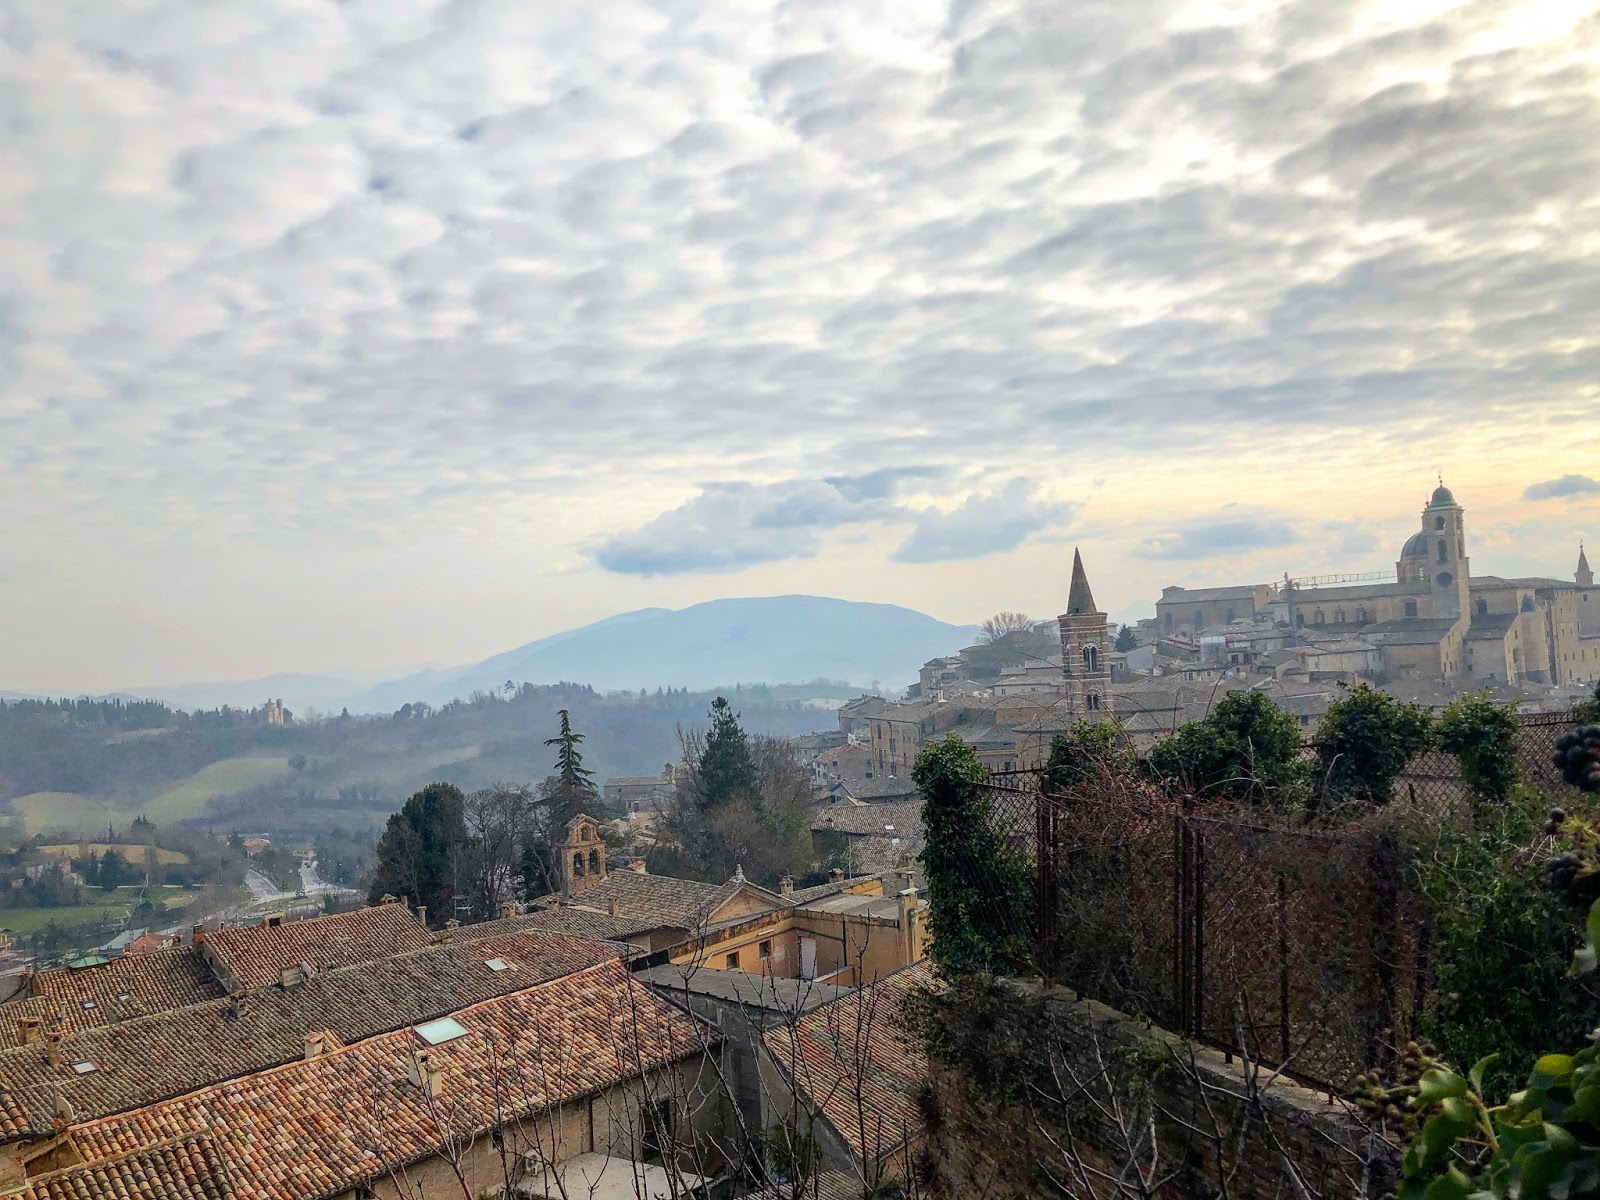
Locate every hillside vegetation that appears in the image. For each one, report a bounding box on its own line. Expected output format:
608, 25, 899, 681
0, 684, 841, 840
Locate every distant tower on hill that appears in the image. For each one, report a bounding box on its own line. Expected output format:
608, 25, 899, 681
1058, 549, 1110, 723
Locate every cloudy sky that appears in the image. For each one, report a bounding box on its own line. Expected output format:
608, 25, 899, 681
4, 0, 1599, 693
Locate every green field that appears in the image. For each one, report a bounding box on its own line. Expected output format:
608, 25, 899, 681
9, 792, 116, 837
142, 757, 294, 824
7, 758, 292, 835
39, 843, 191, 864
0, 903, 131, 935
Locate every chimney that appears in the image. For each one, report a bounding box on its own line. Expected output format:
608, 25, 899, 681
438, 918, 460, 944
279, 966, 303, 990
229, 991, 248, 1020
779, 876, 794, 896
898, 885, 920, 964
416, 905, 427, 929
500, 902, 518, 920
609, 899, 621, 917
828, 868, 845, 884
304, 1032, 328, 1060
409, 1052, 443, 1098
191, 923, 204, 947
16, 1017, 43, 1047
45, 1027, 62, 1069
266, 914, 283, 929
628, 860, 647, 875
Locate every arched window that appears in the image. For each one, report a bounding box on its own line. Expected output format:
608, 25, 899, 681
1225, 608, 1236, 624
1295, 612, 1305, 628
572, 853, 585, 876
1357, 608, 1368, 624
1477, 599, 1488, 616
1405, 601, 1418, 618
1438, 539, 1448, 563
1164, 612, 1174, 632
1335, 609, 1345, 625
1082, 645, 1099, 673
1435, 516, 1445, 531
1086, 693, 1100, 711
1313, 610, 1325, 626
587, 848, 600, 873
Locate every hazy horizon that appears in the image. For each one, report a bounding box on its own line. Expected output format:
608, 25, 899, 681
6, 1, 1598, 695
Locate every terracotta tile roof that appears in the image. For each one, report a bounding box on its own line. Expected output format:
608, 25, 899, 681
763, 960, 938, 1167
23, 1133, 235, 1200
0, 930, 619, 1137
464, 907, 656, 942
534, 870, 744, 930
57, 959, 710, 1200
15, 948, 224, 1037
203, 902, 431, 990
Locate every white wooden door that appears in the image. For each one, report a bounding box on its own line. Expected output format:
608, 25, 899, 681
799, 937, 817, 980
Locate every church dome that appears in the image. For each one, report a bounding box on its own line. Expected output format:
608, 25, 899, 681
1401, 530, 1429, 559
1429, 483, 1456, 507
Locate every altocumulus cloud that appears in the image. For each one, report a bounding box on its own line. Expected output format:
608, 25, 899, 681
892, 480, 1075, 564
591, 474, 1073, 574
1524, 476, 1600, 501
3, 0, 1599, 578
1136, 518, 1299, 561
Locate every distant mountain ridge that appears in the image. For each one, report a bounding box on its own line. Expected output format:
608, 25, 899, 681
18, 596, 979, 715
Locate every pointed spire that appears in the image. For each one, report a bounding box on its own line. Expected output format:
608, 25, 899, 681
1066, 548, 1098, 616
1578, 541, 1593, 587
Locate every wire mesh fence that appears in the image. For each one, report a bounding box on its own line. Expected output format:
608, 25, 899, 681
968, 712, 1580, 1094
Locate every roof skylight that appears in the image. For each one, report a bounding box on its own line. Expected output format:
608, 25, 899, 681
414, 1016, 468, 1045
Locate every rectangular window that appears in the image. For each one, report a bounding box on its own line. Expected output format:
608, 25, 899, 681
758, 939, 772, 960
725, 951, 740, 970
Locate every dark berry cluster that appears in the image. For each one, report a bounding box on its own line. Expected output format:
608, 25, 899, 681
1352, 1041, 1447, 1138
1555, 724, 1600, 794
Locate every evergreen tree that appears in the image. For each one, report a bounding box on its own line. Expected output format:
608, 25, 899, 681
1114, 625, 1138, 652
693, 696, 759, 812
367, 782, 469, 923
915, 735, 1031, 975
544, 709, 598, 822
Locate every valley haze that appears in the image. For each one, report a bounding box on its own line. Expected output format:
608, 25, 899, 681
15, 596, 981, 714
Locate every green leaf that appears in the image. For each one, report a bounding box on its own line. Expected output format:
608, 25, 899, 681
1418, 1070, 1471, 1107
1535, 1057, 1579, 1091
1423, 1166, 1471, 1200
1471, 1055, 1500, 1097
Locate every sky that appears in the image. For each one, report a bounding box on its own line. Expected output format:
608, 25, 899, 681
3, 0, 1599, 694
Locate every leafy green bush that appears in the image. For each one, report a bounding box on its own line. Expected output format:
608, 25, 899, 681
1147, 690, 1306, 806
1314, 683, 1434, 809
1437, 691, 1521, 808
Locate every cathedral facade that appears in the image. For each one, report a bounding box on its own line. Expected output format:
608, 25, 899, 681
1155, 483, 1600, 686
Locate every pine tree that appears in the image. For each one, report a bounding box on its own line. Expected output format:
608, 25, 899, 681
367, 782, 469, 922
544, 709, 598, 822
694, 696, 759, 812
1114, 624, 1138, 652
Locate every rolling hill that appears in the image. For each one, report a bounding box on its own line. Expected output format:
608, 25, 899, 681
351, 596, 978, 711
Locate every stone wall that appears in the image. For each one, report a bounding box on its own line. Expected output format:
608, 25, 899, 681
918, 979, 1397, 1200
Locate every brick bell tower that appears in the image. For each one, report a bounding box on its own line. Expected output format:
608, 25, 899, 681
1058, 548, 1111, 722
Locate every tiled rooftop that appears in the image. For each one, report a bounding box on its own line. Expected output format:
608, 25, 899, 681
763, 960, 938, 1166
203, 901, 431, 990
0, 929, 620, 1138
48, 958, 710, 1200
465, 906, 658, 942
537, 870, 738, 930
22, 1133, 235, 1200
14, 947, 224, 1039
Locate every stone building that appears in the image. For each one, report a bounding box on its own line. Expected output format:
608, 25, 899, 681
1154, 482, 1600, 686
1058, 548, 1111, 721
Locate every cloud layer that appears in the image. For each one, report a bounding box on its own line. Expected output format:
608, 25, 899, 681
3, 0, 1599, 686
1524, 475, 1600, 501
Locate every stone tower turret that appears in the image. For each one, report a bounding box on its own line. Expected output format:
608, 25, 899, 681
557, 814, 606, 899
1058, 549, 1110, 722
1418, 480, 1471, 623
1578, 543, 1593, 588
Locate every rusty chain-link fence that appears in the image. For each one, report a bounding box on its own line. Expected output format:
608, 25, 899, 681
966, 713, 1583, 1093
